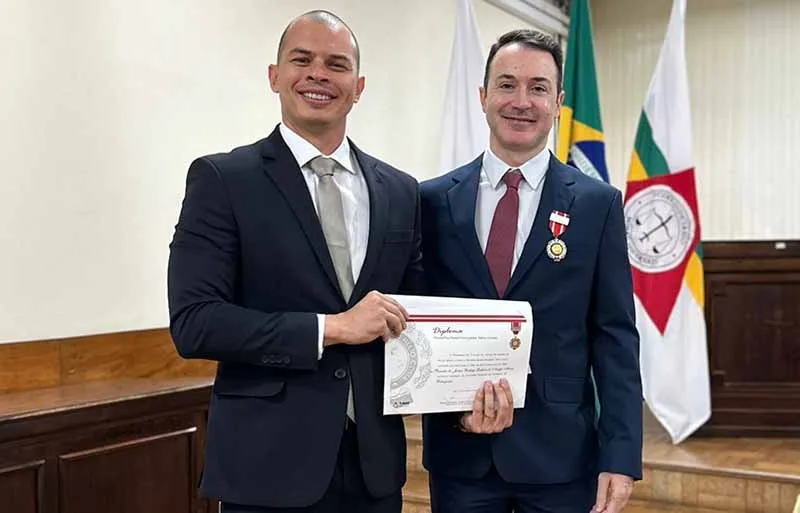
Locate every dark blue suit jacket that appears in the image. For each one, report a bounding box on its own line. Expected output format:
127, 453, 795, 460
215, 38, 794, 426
167, 127, 423, 507
420, 154, 642, 484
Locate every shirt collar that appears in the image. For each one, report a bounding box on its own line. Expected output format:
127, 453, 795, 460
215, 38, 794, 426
482, 146, 550, 190
279, 123, 356, 174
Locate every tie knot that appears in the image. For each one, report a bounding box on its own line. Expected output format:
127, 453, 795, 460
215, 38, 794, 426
502, 169, 523, 190
309, 156, 338, 178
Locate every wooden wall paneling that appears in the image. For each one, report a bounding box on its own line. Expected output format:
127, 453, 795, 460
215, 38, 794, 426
707, 274, 800, 387
703, 240, 800, 261
702, 240, 800, 436
0, 329, 216, 394
58, 429, 196, 513
0, 342, 60, 394
0, 382, 213, 513
0, 328, 217, 512
0, 381, 211, 445
0, 460, 44, 513
59, 329, 216, 384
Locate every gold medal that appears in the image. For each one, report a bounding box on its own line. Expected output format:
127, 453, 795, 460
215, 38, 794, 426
547, 210, 570, 262
546, 238, 567, 262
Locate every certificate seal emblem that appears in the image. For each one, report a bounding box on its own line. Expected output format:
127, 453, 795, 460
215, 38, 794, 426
388, 331, 418, 390
388, 325, 432, 408
546, 238, 567, 262
624, 184, 695, 273
510, 337, 521, 350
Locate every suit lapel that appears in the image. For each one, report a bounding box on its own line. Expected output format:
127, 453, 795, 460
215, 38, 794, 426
506, 154, 576, 297
447, 159, 497, 298
350, 145, 389, 305
259, 128, 342, 301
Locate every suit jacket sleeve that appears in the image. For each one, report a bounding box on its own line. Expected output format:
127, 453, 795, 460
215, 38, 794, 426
589, 189, 643, 480
167, 157, 319, 370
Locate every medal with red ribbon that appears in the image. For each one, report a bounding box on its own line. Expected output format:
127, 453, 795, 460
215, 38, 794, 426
510, 319, 521, 350
546, 210, 570, 262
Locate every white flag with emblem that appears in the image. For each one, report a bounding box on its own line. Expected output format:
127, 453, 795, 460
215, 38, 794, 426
623, 0, 710, 444
439, 0, 488, 173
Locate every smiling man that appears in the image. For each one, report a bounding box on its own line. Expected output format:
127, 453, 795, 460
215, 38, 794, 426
420, 30, 643, 513
167, 10, 423, 513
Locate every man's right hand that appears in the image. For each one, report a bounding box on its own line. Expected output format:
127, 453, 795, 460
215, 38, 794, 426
323, 291, 409, 346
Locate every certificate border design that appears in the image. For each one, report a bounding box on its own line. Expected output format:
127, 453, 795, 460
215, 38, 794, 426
385, 310, 531, 413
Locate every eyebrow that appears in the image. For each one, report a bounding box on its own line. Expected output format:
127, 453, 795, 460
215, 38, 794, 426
495, 74, 517, 82
328, 54, 354, 64
494, 74, 553, 85
287, 48, 312, 58
287, 48, 353, 63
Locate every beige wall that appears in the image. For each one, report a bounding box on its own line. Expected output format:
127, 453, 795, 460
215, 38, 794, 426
592, 0, 800, 240
3, 0, 798, 344
0, 0, 532, 343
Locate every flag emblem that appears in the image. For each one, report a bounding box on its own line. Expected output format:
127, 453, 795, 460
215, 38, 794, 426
625, 183, 696, 273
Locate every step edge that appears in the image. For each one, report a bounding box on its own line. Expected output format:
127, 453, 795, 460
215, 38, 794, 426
644, 459, 800, 484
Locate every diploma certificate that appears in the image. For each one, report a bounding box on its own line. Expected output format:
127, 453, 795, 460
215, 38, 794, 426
383, 295, 533, 415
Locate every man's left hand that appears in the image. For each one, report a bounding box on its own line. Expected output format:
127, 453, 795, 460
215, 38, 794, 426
459, 379, 514, 434
592, 472, 633, 513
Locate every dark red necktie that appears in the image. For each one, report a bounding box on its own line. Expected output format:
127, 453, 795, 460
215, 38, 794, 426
485, 169, 523, 297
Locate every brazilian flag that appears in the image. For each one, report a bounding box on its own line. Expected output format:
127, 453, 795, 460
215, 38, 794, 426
557, 0, 608, 183
559, 1, 606, 423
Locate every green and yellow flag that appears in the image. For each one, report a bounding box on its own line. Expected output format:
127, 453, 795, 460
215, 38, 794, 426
557, 0, 608, 182
558, 0, 606, 423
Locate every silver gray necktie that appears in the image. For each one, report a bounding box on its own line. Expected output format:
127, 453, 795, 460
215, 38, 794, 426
309, 156, 355, 301
309, 156, 356, 421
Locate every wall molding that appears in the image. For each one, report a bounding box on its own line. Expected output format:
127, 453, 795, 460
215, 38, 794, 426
483, 0, 569, 36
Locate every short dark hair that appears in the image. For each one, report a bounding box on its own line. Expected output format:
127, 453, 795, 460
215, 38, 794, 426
483, 29, 563, 91
277, 10, 361, 72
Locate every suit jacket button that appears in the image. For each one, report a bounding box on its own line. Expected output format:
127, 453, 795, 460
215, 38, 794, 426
334, 368, 347, 380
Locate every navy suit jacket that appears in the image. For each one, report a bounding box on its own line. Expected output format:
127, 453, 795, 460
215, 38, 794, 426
420, 153, 642, 484
167, 126, 423, 507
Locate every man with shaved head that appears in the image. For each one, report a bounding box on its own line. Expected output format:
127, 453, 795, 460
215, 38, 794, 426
168, 10, 422, 513
277, 11, 361, 71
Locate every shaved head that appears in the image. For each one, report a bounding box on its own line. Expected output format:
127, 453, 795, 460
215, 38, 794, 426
277, 10, 360, 72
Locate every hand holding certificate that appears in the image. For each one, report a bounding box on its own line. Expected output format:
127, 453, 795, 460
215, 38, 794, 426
383, 295, 533, 415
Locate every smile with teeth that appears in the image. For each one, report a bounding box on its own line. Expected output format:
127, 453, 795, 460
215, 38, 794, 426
302, 92, 334, 101
503, 115, 534, 122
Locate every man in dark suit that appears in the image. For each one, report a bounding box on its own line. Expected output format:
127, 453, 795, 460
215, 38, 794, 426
167, 10, 422, 513
421, 29, 642, 513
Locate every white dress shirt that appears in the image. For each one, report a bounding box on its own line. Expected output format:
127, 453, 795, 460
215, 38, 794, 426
279, 124, 370, 357
475, 147, 551, 273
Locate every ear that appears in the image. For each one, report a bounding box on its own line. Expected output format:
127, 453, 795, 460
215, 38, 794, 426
479, 86, 487, 114
354, 76, 365, 103
268, 64, 279, 93
554, 89, 565, 117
